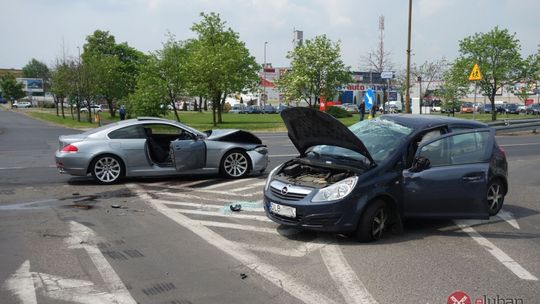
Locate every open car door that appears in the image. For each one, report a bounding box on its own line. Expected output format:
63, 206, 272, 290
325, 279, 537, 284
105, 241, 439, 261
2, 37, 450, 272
402, 129, 494, 219
170, 139, 206, 171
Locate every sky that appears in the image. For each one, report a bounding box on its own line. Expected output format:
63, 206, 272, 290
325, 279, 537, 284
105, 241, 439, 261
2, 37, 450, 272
1, 0, 539, 71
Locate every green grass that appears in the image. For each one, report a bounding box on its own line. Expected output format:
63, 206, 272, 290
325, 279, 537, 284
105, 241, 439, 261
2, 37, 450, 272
18, 107, 534, 132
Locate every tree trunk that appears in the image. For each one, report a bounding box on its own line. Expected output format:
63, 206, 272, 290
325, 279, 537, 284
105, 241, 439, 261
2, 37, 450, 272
55, 96, 59, 117
106, 99, 116, 117
204, 98, 208, 111
490, 87, 497, 121
198, 96, 203, 113
212, 95, 219, 127
218, 93, 226, 124
172, 101, 180, 122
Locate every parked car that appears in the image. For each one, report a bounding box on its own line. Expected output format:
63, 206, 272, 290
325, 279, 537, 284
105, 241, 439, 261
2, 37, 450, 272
338, 104, 359, 113
264, 108, 507, 242
12, 101, 32, 108
504, 103, 519, 114
229, 104, 247, 114
460, 102, 474, 113
80, 104, 103, 113
525, 104, 540, 115
483, 104, 492, 114
55, 117, 269, 183
517, 104, 527, 113
0, 97, 7, 104
262, 104, 276, 114
276, 104, 289, 113
246, 105, 262, 114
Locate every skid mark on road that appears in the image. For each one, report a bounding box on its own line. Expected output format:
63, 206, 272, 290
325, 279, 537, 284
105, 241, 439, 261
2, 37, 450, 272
455, 220, 538, 281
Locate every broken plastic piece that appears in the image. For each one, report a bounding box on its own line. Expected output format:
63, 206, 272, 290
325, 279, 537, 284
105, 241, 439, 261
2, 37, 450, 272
111, 204, 121, 209
240, 273, 247, 279
230, 204, 242, 212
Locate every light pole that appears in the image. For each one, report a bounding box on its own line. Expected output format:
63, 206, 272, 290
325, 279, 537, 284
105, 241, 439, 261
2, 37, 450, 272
405, 0, 413, 113
417, 76, 422, 114
263, 41, 268, 107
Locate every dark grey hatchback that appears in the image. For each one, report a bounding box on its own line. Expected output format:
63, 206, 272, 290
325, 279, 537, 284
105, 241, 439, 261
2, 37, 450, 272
263, 108, 508, 242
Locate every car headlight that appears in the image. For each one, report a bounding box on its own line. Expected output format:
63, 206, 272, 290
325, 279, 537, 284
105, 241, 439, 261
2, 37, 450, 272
254, 146, 268, 155
312, 176, 358, 203
264, 166, 281, 191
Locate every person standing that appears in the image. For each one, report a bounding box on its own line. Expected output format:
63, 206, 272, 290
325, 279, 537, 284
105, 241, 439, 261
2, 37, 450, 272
359, 100, 365, 121
119, 105, 126, 120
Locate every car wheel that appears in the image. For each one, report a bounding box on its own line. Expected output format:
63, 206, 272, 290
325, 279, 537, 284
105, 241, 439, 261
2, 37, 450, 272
220, 150, 250, 179
90, 155, 124, 184
356, 200, 387, 242
487, 180, 505, 216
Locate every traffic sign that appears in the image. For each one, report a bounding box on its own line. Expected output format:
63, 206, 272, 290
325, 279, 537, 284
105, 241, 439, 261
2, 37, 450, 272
364, 88, 374, 110
381, 71, 394, 79
468, 64, 483, 81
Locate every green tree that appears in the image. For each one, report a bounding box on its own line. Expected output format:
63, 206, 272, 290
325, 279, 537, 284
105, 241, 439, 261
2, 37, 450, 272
82, 30, 146, 117
51, 59, 79, 118
455, 27, 528, 121
0, 74, 25, 103
188, 12, 259, 126
128, 36, 190, 120
276, 35, 352, 107
438, 61, 470, 116
22, 58, 51, 93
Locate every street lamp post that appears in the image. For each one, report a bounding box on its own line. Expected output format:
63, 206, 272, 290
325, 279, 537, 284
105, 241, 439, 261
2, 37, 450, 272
263, 41, 268, 107
417, 76, 422, 114
405, 0, 413, 114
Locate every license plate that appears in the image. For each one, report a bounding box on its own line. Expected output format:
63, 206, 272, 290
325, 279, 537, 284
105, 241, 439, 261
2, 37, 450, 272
270, 202, 296, 218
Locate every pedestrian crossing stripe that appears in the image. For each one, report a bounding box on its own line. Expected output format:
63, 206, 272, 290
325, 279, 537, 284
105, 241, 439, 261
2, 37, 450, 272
468, 63, 483, 81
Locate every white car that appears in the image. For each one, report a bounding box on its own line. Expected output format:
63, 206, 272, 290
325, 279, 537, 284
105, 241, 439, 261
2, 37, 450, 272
80, 105, 103, 113
13, 101, 32, 108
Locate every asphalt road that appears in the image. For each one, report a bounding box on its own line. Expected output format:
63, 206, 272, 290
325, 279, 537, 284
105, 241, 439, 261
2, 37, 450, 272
1, 108, 539, 304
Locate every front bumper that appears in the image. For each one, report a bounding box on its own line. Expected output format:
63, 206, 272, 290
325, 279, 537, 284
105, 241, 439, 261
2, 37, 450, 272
247, 150, 269, 173
263, 192, 363, 233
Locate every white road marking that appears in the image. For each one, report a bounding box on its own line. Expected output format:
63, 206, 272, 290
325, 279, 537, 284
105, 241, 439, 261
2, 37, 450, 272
187, 188, 259, 197
455, 220, 538, 281
239, 241, 329, 257
151, 191, 236, 203
321, 244, 379, 304
500, 142, 540, 147
4, 260, 37, 304
203, 177, 258, 190
196, 220, 281, 235
230, 181, 266, 192
496, 209, 520, 230
157, 200, 223, 210
171, 207, 272, 222
66, 221, 137, 303
128, 184, 340, 304
0, 165, 56, 170
269, 154, 298, 158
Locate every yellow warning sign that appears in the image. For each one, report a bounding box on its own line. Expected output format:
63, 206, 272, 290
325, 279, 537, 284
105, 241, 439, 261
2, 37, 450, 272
468, 63, 483, 81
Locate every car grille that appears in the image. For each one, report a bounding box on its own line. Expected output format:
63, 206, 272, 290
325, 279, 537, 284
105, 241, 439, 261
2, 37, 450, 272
269, 180, 312, 201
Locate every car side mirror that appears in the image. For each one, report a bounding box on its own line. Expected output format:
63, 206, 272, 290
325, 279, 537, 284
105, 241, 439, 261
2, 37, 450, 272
410, 156, 431, 172
195, 134, 205, 141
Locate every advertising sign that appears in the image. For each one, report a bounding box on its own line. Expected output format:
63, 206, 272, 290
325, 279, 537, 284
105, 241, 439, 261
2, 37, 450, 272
17, 78, 44, 93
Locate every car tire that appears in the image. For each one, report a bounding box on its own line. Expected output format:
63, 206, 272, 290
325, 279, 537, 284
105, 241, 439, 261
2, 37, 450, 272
355, 200, 388, 242
90, 154, 125, 184
220, 150, 250, 179
487, 179, 505, 216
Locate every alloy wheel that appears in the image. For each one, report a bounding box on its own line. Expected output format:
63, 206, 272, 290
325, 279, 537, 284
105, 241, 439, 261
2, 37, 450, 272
487, 182, 503, 214
94, 156, 122, 183
223, 152, 248, 178
371, 208, 387, 240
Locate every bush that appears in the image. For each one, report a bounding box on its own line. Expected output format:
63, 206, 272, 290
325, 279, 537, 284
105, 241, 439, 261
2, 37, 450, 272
325, 106, 352, 118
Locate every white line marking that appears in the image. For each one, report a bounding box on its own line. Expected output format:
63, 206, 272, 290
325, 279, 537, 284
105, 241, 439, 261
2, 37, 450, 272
203, 178, 258, 190
500, 142, 540, 147
239, 241, 329, 257
157, 201, 223, 210
128, 184, 340, 304
321, 244, 379, 304
269, 154, 298, 158
496, 209, 520, 230
171, 207, 272, 222
0, 165, 56, 170
4, 260, 37, 304
455, 220, 538, 281
231, 181, 266, 192
151, 191, 236, 203
186, 188, 259, 197
197, 221, 280, 234
66, 221, 137, 303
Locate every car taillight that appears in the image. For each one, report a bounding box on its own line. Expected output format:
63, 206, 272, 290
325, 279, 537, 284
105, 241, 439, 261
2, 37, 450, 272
61, 144, 78, 153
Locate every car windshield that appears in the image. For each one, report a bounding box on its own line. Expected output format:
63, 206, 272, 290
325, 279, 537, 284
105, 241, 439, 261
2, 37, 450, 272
308, 118, 413, 165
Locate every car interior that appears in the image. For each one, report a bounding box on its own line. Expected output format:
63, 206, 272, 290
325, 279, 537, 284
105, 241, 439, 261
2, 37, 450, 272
143, 125, 195, 165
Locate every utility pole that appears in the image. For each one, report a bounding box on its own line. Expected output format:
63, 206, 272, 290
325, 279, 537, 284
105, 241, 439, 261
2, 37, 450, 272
405, 0, 413, 113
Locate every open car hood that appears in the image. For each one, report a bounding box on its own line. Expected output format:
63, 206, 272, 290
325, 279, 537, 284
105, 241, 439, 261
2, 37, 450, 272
205, 129, 262, 145
281, 107, 375, 165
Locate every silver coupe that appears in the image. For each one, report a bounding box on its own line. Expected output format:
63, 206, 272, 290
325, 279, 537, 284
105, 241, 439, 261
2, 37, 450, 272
55, 117, 269, 183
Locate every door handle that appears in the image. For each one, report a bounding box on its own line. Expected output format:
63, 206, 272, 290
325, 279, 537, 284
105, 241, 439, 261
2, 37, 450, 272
462, 174, 483, 182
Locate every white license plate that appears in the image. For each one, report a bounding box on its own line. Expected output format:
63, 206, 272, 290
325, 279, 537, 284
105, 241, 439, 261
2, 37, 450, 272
270, 202, 296, 218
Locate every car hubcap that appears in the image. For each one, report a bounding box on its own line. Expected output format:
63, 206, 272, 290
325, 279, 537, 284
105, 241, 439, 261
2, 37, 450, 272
372, 208, 386, 239
94, 157, 121, 182
224, 153, 248, 177
487, 183, 502, 212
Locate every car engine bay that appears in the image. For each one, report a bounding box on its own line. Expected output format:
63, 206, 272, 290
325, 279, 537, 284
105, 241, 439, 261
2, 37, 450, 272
274, 160, 356, 188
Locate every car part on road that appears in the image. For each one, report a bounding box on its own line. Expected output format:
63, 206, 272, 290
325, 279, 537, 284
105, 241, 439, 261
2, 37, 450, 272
230, 204, 242, 212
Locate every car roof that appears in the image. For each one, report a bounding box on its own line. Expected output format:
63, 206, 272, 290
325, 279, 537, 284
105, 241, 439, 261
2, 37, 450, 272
381, 114, 487, 130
